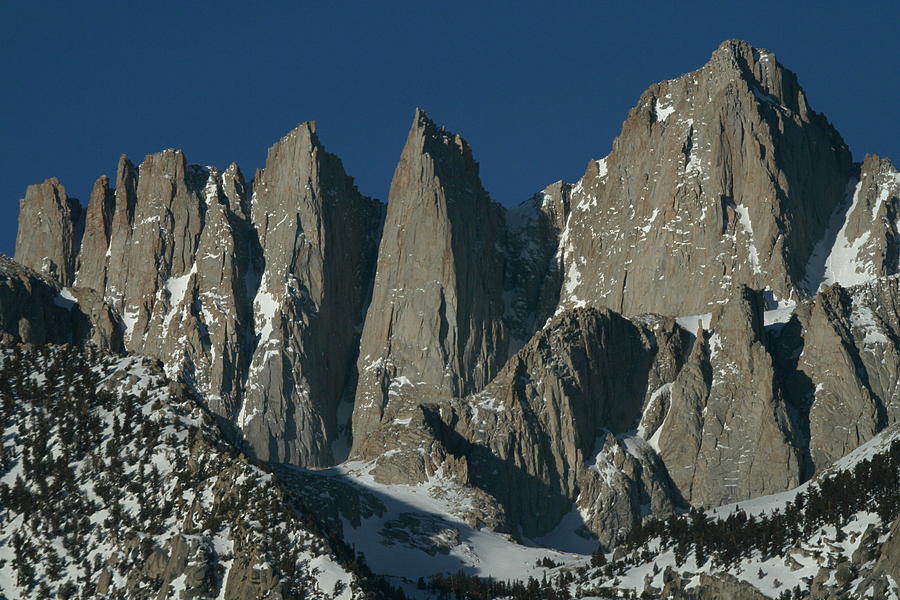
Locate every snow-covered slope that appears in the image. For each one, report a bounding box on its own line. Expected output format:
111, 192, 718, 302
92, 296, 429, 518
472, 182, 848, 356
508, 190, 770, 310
569, 425, 900, 599
276, 424, 898, 599
280, 460, 586, 589
0, 345, 401, 600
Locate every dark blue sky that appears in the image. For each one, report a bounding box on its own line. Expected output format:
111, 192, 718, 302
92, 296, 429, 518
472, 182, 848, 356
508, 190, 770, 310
2, 1, 897, 256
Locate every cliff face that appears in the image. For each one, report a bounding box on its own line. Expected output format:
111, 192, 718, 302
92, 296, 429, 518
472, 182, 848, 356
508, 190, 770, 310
653, 287, 801, 507
447, 308, 691, 544
15, 177, 83, 286
554, 40, 853, 316
14, 124, 381, 468
778, 276, 900, 472
803, 154, 900, 291
351, 110, 508, 459
244, 123, 382, 466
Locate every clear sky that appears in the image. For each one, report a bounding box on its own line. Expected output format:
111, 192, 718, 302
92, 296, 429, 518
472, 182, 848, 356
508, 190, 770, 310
1, 1, 897, 256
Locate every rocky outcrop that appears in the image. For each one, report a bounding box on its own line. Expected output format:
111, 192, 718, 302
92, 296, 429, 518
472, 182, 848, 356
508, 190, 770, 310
444, 308, 691, 542
555, 39, 853, 316
653, 287, 802, 506
14, 177, 83, 286
100, 155, 139, 296
351, 110, 508, 459
85, 129, 382, 468
661, 572, 769, 600
845, 156, 900, 279
183, 163, 257, 426
243, 122, 382, 466
104, 149, 207, 346
0, 255, 121, 350
867, 516, 900, 595
804, 516, 900, 599
777, 276, 900, 473
78, 150, 260, 434
75, 174, 115, 291
0, 255, 81, 345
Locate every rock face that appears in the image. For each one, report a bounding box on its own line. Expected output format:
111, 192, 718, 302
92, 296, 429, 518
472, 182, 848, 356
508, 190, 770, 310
778, 276, 900, 473
0, 255, 121, 350
804, 154, 900, 291
503, 180, 571, 351
0, 255, 83, 345
652, 287, 801, 506
75, 149, 260, 440
75, 174, 115, 291
351, 110, 508, 459
14, 177, 83, 286
662, 572, 769, 600
555, 39, 853, 316
446, 308, 691, 543
244, 122, 382, 466
13, 124, 382, 468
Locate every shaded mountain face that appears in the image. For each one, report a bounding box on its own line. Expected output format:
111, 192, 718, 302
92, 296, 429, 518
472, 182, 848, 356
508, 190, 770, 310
9, 38, 900, 563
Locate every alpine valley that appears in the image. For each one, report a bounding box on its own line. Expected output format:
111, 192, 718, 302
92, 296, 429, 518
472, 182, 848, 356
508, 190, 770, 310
2, 40, 899, 599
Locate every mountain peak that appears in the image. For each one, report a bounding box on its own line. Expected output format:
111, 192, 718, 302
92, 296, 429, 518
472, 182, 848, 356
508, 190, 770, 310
263, 121, 321, 167
554, 38, 852, 316
702, 38, 810, 115
351, 110, 508, 460
413, 106, 431, 125
714, 38, 769, 57
286, 119, 317, 137
15, 176, 82, 286
401, 109, 478, 189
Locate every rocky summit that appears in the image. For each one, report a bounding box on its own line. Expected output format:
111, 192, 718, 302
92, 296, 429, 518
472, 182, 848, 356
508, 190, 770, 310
3, 39, 900, 599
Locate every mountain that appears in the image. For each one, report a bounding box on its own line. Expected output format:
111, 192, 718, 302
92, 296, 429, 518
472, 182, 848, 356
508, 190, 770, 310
4, 39, 899, 599
351, 109, 508, 462
554, 39, 854, 316
15, 125, 383, 469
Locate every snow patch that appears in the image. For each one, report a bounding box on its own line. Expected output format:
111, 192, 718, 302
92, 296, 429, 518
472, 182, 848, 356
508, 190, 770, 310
734, 202, 762, 274
253, 279, 280, 341
639, 208, 660, 235
763, 304, 796, 327
122, 305, 140, 340
654, 98, 676, 122
162, 262, 197, 332
293, 463, 585, 582
675, 312, 712, 332
819, 179, 876, 288
849, 303, 889, 345
53, 287, 77, 310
